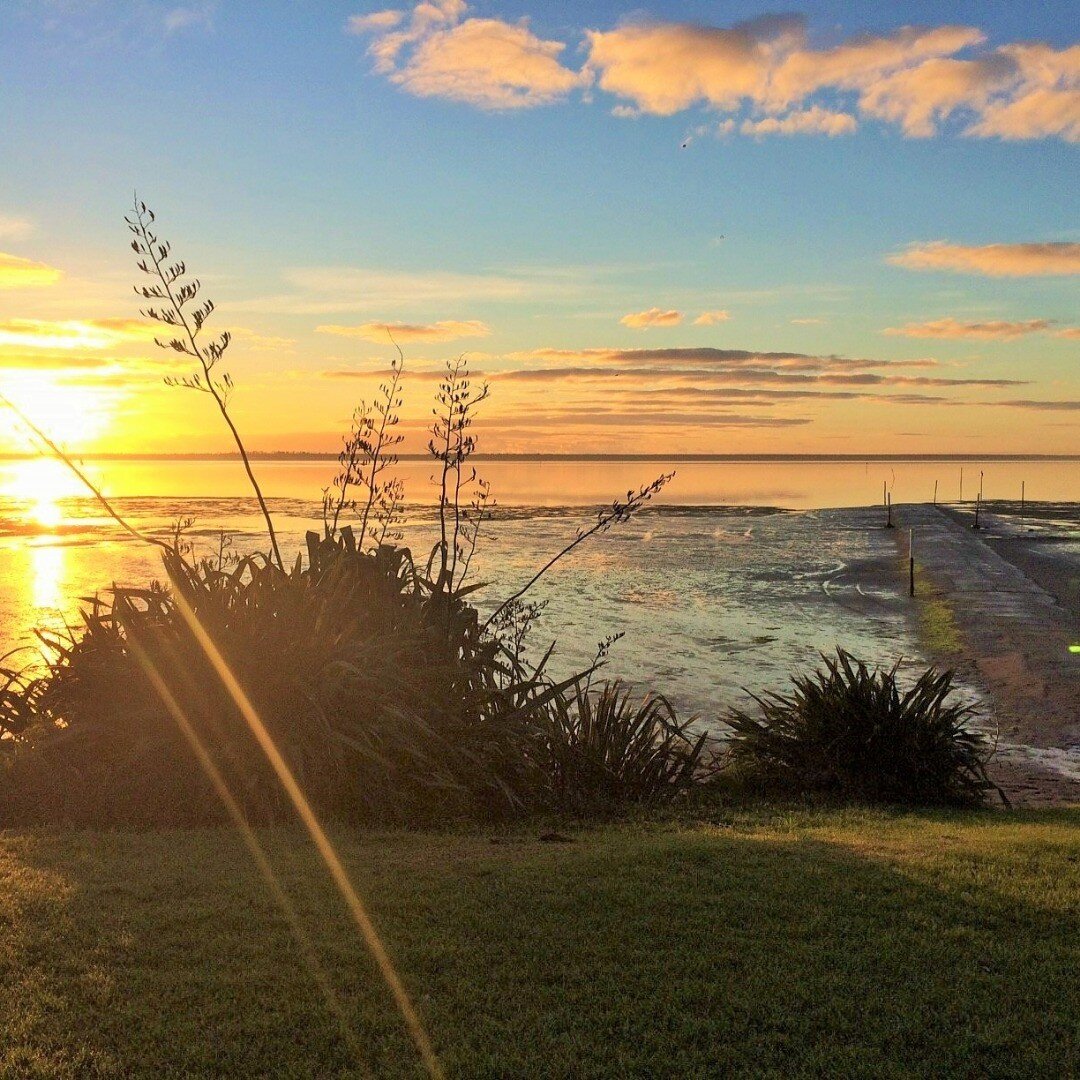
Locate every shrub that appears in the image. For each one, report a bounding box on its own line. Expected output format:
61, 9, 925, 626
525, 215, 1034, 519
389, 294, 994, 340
722, 650, 1005, 807
538, 681, 711, 813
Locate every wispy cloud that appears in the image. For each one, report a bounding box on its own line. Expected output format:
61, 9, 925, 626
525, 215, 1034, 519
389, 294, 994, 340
736, 106, 857, 137
0, 253, 62, 289
692, 309, 731, 326
620, 308, 683, 329
0, 317, 151, 349
164, 4, 214, 34
317, 319, 491, 343
883, 317, 1055, 339
888, 241, 1080, 276
993, 399, 1080, 410
0, 216, 33, 242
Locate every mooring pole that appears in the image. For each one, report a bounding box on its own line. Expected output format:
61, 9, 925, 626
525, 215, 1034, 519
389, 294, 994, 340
886, 492, 894, 528
1021, 480, 1026, 529
960, 467, 964, 503
933, 479, 938, 506
973, 493, 981, 530
909, 527, 915, 597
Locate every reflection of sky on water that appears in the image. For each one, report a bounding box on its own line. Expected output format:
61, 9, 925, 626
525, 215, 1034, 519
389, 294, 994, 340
0, 458, 1073, 721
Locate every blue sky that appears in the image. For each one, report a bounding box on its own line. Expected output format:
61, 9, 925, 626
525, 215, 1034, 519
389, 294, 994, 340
0, 0, 1076, 454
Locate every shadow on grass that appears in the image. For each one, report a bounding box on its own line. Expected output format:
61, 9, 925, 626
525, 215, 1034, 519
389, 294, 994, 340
1, 814, 1077, 1078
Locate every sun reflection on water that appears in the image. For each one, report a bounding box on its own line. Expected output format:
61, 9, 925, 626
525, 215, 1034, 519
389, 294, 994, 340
30, 542, 65, 616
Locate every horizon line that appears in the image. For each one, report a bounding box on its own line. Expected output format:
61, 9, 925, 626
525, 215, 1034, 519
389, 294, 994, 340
3, 452, 1078, 463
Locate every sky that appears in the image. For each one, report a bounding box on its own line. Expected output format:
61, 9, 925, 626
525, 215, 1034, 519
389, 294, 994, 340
0, 0, 1077, 456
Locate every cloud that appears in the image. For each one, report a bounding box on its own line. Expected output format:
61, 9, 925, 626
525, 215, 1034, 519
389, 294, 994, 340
993, 399, 1080, 411
349, 10, 1078, 143
346, 10, 404, 34
791, 317, 826, 325
585, 16, 804, 118
512, 346, 938, 372
693, 309, 731, 326
0, 318, 151, 350
1055, 327, 1080, 339
857, 53, 1018, 137
0, 253, 62, 289
584, 16, 1076, 142
964, 44, 1080, 142
883, 317, 1054, 340
740, 106, 857, 137
164, 4, 214, 33
0, 216, 33, 242
350, 2, 588, 109
888, 241, 1080, 276
316, 319, 491, 342
621, 308, 683, 329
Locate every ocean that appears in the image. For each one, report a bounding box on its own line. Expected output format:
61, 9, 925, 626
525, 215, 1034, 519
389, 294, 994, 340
2, 456, 1076, 724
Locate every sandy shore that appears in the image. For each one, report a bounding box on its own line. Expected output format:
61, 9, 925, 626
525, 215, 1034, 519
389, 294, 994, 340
893, 503, 1079, 807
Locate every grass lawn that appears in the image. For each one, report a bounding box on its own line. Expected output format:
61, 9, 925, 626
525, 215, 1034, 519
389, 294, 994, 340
1, 806, 1078, 1078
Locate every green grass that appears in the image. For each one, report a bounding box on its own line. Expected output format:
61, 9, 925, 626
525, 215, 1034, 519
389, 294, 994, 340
2, 808, 1078, 1078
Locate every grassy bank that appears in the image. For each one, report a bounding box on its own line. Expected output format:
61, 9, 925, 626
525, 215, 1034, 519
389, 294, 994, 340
2, 808, 1078, 1078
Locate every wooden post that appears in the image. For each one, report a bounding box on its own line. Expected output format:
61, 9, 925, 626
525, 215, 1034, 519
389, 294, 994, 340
883, 480, 887, 508
1021, 480, 1026, 529
933, 479, 938, 506
909, 528, 915, 597
973, 493, 981, 530
960, 467, 964, 503
886, 492, 894, 529
979, 470, 984, 502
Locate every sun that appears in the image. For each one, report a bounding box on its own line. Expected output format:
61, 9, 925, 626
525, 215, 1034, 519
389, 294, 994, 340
1, 371, 113, 446
7, 458, 84, 529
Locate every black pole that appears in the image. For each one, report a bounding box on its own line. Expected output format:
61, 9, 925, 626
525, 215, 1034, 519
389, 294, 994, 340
973, 493, 981, 530
909, 528, 915, 597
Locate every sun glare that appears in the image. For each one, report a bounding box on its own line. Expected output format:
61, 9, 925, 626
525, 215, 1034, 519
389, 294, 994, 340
1, 371, 115, 447
8, 457, 84, 529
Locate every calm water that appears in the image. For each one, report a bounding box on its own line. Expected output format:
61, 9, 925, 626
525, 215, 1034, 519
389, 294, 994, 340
2, 457, 1076, 721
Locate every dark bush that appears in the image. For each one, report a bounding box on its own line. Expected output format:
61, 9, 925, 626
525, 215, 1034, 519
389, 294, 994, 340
538, 681, 710, 813
723, 649, 1005, 807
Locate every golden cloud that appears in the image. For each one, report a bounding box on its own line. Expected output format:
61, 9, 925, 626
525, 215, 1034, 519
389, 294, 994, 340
316, 319, 491, 342
353, 10, 1077, 143
0, 253, 62, 289
693, 310, 732, 326
0, 318, 152, 350
739, 106, 857, 137
352, 2, 587, 109
620, 308, 683, 329
883, 317, 1054, 339
888, 241, 1080, 276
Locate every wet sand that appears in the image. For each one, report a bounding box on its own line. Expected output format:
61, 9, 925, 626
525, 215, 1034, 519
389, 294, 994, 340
894, 504, 1079, 807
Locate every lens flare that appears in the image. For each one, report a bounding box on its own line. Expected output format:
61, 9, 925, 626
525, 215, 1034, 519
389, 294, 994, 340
168, 588, 444, 1079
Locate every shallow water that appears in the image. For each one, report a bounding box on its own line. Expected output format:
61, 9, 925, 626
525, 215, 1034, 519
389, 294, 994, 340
1, 457, 1075, 725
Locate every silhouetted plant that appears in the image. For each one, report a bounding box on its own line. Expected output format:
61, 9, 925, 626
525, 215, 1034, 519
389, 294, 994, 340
723, 649, 1006, 807
539, 681, 709, 813
127, 197, 283, 568
323, 341, 406, 548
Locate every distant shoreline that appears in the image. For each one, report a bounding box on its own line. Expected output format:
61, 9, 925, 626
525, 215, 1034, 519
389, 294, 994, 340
2, 453, 1078, 464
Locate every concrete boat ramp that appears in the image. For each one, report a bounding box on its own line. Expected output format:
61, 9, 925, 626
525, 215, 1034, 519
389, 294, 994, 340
893, 503, 1079, 806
